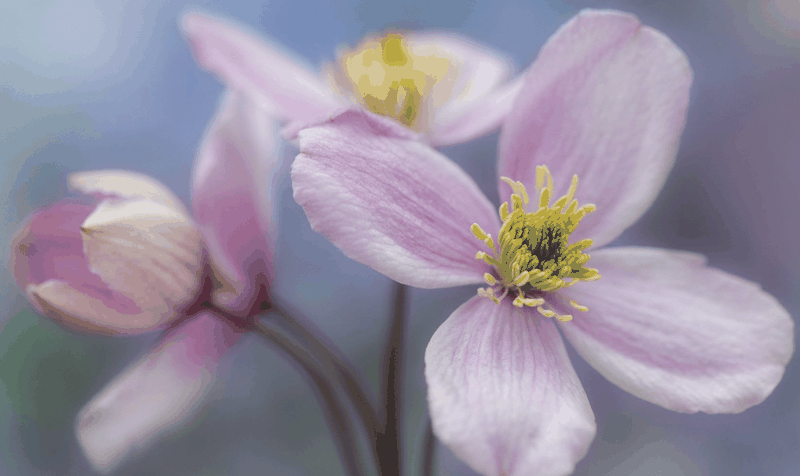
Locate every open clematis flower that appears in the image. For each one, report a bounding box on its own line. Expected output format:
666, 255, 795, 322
10, 93, 280, 472
181, 10, 522, 146
290, 10, 794, 476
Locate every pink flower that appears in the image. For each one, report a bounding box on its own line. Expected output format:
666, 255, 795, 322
10, 93, 278, 472
181, 11, 522, 146
10, 170, 205, 335
289, 10, 794, 476
191, 91, 280, 316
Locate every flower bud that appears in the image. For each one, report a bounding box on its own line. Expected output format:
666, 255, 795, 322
10, 171, 204, 334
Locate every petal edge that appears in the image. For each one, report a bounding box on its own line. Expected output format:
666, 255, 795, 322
498, 9, 692, 247
426, 296, 596, 476
292, 108, 500, 288
560, 247, 794, 414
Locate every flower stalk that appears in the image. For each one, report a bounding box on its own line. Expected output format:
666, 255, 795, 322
251, 315, 366, 476
420, 417, 437, 476
269, 301, 381, 470
377, 282, 408, 476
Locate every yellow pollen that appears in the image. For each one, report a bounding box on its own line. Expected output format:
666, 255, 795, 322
471, 166, 600, 319
340, 33, 451, 128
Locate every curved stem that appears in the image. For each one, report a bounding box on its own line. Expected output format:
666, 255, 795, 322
251, 318, 365, 476
269, 301, 381, 470
377, 282, 407, 476
420, 417, 436, 476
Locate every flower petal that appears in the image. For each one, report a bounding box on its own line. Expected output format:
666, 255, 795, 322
69, 170, 188, 215
25, 280, 168, 335
429, 76, 523, 147
559, 247, 794, 414
498, 10, 692, 247
292, 108, 500, 288
193, 92, 279, 314
398, 31, 519, 146
425, 296, 596, 476
76, 311, 243, 473
8, 201, 167, 335
407, 31, 513, 107
81, 198, 204, 322
401, 31, 519, 146
181, 11, 343, 122
11, 201, 97, 291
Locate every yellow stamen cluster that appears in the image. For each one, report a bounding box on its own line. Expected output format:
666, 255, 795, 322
340, 34, 450, 128
471, 166, 600, 321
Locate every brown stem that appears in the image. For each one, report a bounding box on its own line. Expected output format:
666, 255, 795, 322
420, 416, 436, 476
377, 282, 407, 476
269, 301, 381, 472
251, 318, 365, 476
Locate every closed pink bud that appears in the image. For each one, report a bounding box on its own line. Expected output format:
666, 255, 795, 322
10, 171, 204, 334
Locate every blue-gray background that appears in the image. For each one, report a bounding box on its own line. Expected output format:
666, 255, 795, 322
1, 0, 798, 475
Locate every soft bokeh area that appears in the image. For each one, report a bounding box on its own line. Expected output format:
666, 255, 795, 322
2, 0, 798, 475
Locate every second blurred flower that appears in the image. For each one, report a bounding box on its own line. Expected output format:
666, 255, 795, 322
182, 11, 521, 146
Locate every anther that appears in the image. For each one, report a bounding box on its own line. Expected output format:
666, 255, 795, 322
538, 188, 550, 208
501, 177, 519, 195
471, 223, 488, 241
537, 307, 555, 318
499, 202, 509, 221
569, 300, 589, 312
565, 175, 578, 204
512, 194, 523, 212
516, 181, 529, 205
535, 165, 547, 190
513, 271, 530, 286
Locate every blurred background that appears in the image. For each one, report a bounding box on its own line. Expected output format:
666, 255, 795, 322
1, 0, 799, 475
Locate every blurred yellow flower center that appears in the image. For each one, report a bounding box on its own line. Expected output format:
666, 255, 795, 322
471, 166, 600, 321
340, 34, 450, 128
